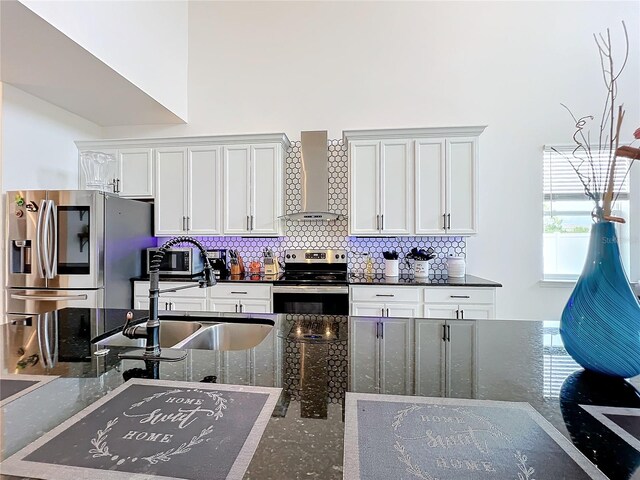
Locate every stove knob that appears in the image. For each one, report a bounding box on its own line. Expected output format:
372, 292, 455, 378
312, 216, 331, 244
286, 254, 291, 259
341, 254, 346, 259
292, 254, 297, 259
335, 254, 339, 259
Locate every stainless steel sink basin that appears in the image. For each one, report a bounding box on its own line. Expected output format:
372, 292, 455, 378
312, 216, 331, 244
95, 320, 202, 348
175, 322, 273, 351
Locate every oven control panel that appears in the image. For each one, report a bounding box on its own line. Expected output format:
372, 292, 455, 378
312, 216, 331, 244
284, 249, 347, 264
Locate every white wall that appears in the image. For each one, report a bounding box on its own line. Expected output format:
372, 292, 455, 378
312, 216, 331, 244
100, 1, 640, 321
2, 84, 102, 191
19, 0, 189, 121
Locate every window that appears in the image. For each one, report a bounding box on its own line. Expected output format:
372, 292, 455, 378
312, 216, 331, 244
543, 146, 631, 281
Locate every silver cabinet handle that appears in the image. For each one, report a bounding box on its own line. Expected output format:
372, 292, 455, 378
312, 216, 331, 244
450, 295, 470, 299
375, 294, 395, 297
250, 215, 254, 231
443, 213, 447, 230
455, 309, 459, 319
376, 214, 380, 230
442, 324, 447, 341
235, 303, 238, 313
380, 321, 384, 339
187, 216, 191, 231
239, 302, 244, 313
386, 308, 390, 318
381, 308, 385, 317
460, 310, 464, 319
182, 216, 186, 231
381, 214, 384, 230
36, 200, 46, 278
116, 178, 121, 193
446, 324, 451, 341
447, 213, 451, 230
247, 216, 250, 230
11, 293, 88, 301
231, 291, 248, 295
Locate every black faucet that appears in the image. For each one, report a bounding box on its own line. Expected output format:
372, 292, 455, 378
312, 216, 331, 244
120, 236, 216, 362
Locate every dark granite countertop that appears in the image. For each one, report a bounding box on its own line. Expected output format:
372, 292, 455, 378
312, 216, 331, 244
131, 273, 284, 283
132, 273, 501, 287
348, 273, 502, 287
1, 308, 637, 479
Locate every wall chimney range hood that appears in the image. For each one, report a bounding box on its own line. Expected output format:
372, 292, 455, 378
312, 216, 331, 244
281, 130, 340, 221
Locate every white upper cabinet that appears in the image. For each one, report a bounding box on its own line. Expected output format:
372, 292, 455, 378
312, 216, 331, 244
344, 126, 485, 236
155, 146, 223, 236
118, 148, 154, 198
188, 146, 221, 235
155, 147, 188, 235
77, 146, 153, 198
223, 143, 283, 236
446, 137, 478, 235
348, 140, 412, 235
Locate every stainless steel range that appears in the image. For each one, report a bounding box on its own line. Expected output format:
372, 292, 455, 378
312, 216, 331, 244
272, 249, 348, 315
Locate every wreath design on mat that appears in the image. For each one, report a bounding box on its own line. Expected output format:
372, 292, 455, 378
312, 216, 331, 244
88, 388, 227, 466
391, 403, 535, 480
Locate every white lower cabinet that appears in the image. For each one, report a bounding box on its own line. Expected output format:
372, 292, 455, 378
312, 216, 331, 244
349, 317, 413, 395
208, 284, 272, 314
133, 282, 272, 314
415, 319, 476, 398
350, 285, 496, 320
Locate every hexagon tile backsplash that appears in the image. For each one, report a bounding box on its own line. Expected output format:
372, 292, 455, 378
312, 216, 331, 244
178, 139, 464, 276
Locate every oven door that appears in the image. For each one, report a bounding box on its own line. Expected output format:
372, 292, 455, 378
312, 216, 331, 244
272, 285, 349, 315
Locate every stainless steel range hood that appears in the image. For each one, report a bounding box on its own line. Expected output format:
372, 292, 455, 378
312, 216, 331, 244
282, 130, 340, 221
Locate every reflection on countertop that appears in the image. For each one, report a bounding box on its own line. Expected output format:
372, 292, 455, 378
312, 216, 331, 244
1, 308, 638, 480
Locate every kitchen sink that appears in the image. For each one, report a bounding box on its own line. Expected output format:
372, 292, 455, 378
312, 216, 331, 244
174, 321, 274, 351
95, 320, 203, 348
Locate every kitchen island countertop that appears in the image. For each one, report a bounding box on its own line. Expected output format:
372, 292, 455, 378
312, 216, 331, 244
0, 308, 637, 480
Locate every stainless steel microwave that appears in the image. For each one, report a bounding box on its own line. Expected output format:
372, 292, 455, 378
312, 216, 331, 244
146, 247, 204, 276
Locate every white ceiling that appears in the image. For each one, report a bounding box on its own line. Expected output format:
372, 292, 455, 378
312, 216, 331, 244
0, 0, 186, 127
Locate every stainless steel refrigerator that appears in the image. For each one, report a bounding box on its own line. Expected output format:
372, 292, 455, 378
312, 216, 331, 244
6, 190, 154, 322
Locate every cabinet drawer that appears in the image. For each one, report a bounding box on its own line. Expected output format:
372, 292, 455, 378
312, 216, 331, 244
209, 284, 271, 300
133, 281, 206, 298
350, 286, 421, 303
424, 287, 494, 304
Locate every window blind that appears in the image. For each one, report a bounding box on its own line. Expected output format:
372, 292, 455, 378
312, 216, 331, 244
543, 146, 630, 201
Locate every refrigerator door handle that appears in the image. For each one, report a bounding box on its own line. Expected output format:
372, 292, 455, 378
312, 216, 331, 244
49, 200, 58, 278
42, 200, 54, 279
10, 293, 88, 301
35, 200, 47, 278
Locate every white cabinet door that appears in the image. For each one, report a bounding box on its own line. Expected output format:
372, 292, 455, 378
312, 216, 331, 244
134, 297, 149, 310
207, 299, 240, 313
351, 303, 386, 318
415, 139, 446, 234
380, 140, 412, 235
459, 304, 494, 320
379, 317, 412, 395
155, 148, 188, 235
424, 304, 458, 319
350, 318, 379, 393
251, 144, 281, 235
349, 142, 380, 235
119, 148, 154, 198
447, 137, 477, 234
238, 300, 271, 314
223, 146, 251, 234
447, 320, 476, 398
188, 146, 221, 235
386, 303, 421, 318
415, 319, 446, 397
163, 297, 207, 312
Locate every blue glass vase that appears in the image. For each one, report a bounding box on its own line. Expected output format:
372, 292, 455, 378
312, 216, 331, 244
560, 221, 640, 378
